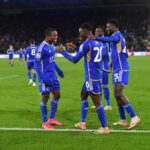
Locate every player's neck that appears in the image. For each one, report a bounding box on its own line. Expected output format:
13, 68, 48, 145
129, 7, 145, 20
45, 39, 53, 45
114, 28, 119, 33
87, 33, 93, 40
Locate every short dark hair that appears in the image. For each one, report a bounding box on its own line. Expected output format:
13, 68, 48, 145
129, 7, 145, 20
80, 23, 92, 31
30, 39, 35, 44
96, 25, 105, 32
45, 27, 56, 36
107, 18, 119, 28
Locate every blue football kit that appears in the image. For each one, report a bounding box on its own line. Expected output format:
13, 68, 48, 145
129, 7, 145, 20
61, 39, 105, 94
60, 39, 108, 128
96, 31, 129, 86
7, 49, 14, 60
35, 41, 63, 94
25, 45, 37, 70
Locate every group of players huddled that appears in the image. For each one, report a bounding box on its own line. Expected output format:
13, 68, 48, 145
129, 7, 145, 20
7, 18, 141, 134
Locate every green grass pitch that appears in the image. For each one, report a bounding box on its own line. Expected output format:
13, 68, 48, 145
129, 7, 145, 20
0, 56, 150, 150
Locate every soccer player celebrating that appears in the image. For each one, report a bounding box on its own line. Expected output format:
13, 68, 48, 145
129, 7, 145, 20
57, 23, 110, 134
91, 25, 112, 110
25, 40, 37, 86
94, 19, 141, 129
7, 44, 14, 67
34, 27, 64, 130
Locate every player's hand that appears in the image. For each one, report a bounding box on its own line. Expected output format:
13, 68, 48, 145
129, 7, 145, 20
57, 44, 65, 53
88, 34, 96, 40
66, 42, 76, 50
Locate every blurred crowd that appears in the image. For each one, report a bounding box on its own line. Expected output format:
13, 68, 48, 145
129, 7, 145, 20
0, 7, 149, 53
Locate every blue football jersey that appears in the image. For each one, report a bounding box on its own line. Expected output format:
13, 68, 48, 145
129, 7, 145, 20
34, 41, 57, 80
61, 39, 105, 81
18, 49, 24, 56
7, 49, 14, 55
25, 45, 37, 62
81, 40, 103, 81
96, 31, 129, 72
100, 43, 110, 72
110, 31, 129, 71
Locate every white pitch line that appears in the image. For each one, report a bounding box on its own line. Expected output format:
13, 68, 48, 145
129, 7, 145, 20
0, 75, 19, 80
0, 128, 150, 133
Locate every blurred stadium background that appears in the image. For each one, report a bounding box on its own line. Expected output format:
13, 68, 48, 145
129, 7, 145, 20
0, 1, 150, 150
0, 0, 150, 55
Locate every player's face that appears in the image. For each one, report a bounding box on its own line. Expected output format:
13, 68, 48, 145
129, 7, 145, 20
9, 45, 13, 49
48, 31, 58, 43
95, 28, 104, 36
106, 23, 115, 35
79, 28, 87, 41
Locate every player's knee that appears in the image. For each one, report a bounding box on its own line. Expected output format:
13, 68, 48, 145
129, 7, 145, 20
41, 94, 49, 103
53, 93, 60, 100
80, 91, 88, 100
114, 91, 122, 99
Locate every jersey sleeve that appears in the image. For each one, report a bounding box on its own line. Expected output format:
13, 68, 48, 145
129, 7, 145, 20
96, 34, 120, 43
34, 49, 43, 80
61, 42, 89, 63
54, 62, 64, 78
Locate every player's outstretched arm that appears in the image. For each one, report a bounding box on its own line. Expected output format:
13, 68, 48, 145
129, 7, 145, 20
55, 62, 64, 78
96, 35, 120, 43
57, 45, 84, 63
61, 51, 83, 63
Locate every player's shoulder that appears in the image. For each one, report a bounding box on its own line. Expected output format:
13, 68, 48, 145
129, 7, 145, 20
36, 41, 49, 52
87, 39, 103, 47
82, 39, 95, 46
112, 31, 122, 37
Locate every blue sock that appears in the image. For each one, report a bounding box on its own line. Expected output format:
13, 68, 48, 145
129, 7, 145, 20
27, 71, 32, 79
50, 98, 58, 119
33, 73, 36, 82
96, 105, 107, 128
118, 105, 126, 120
122, 103, 136, 118
81, 100, 88, 122
103, 85, 111, 106
40, 101, 47, 123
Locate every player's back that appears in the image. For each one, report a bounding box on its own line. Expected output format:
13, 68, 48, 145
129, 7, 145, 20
26, 45, 37, 62
83, 40, 103, 81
